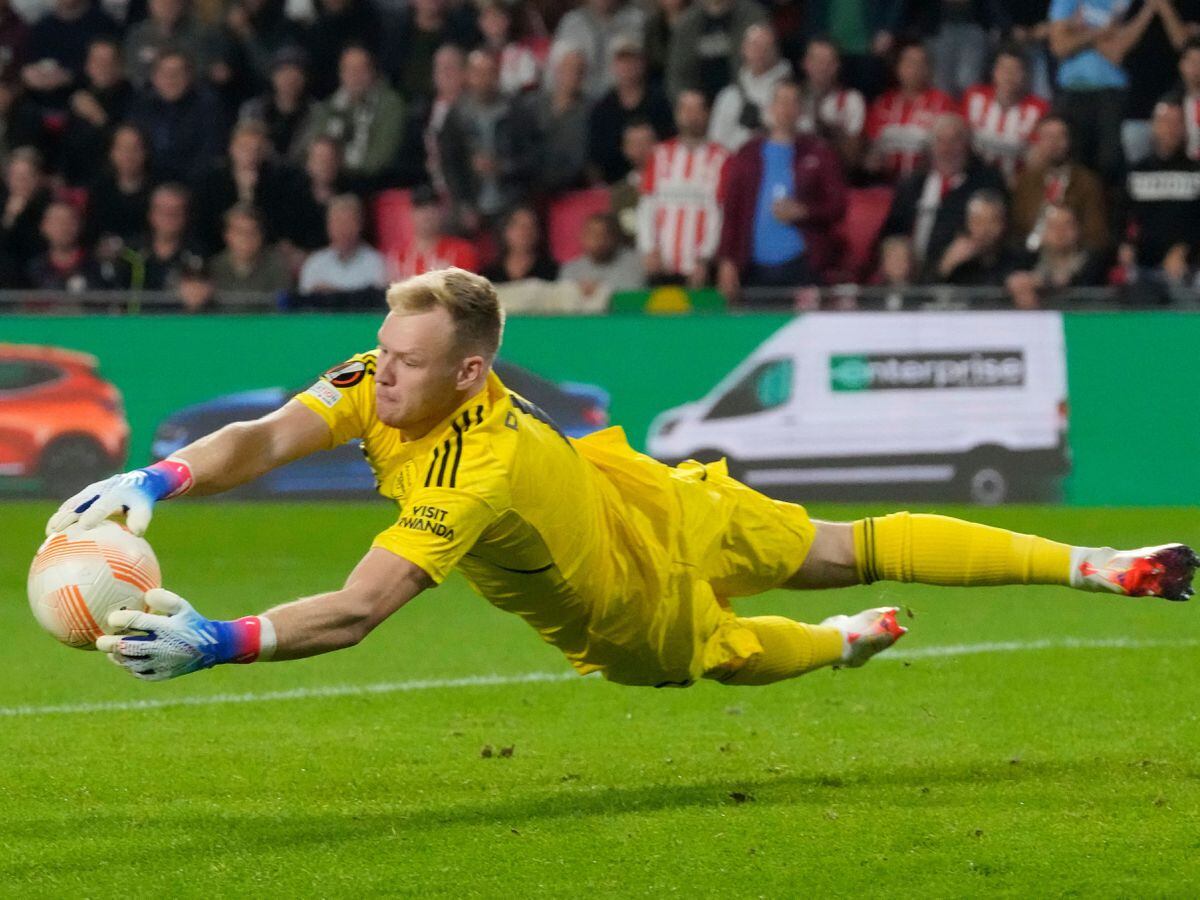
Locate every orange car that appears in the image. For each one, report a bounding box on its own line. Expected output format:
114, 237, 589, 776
0, 344, 129, 496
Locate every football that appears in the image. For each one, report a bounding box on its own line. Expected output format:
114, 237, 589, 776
27, 521, 160, 650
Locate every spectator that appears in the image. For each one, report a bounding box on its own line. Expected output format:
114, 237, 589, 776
611, 118, 656, 240
1048, 0, 1157, 183
482, 204, 558, 282
638, 88, 726, 286
716, 79, 848, 300
305, 44, 405, 186
643, 0, 688, 87
587, 36, 674, 183
1118, 0, 1197, 167
285, 134, 348, 251
389, 185, 479, 278
872, 234, 917, 308
59, 37, 132, 185
708, 23, 790, 153
935, 188, 1026, 286
664, 0, 765, 102
127, 49, 226, 182
914, 0, 1007, 100
1006, 204, 1106, 308
124, 0, 221, 89
962, 44, 1049, 185
0, 79, 46, 160
1006, 1, 1054, 101
297, 192, 386, 293
440, 49, 531, 232
803, 0, 902, 98
0, 146, 51, 276
880, 113, 1006, 279
1168, 36, 1200, 160
397, 43, 465, 190
796, 36, 865, 171
1010, 114, 1109, 253
238, 45, 314, 163
22, 0, 118, 112
87, 123, 154, 250
0, 0, 29, 87
478, 0, 544, 96
551, 0, 645, 98
560, 210, 644, 298
122, 182, 205, 291
177, 257, 216, 311
1124, 98, 1200, 273
864, 42, 956, 181
27, 199, 115, 289
521, 45, 590, 194
223, 0, 302, 86
303, 0, 383, 100
384, 0, 475, 102
192, 118, 295, 255
208, 202, 290, 293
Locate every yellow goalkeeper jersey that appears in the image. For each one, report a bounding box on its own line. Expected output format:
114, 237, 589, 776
292, 351, 816, 686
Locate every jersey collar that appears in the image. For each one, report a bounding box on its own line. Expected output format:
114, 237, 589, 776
398, 370, 504, 457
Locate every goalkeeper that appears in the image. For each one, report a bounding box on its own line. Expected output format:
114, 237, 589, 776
47, 269, 1198, 685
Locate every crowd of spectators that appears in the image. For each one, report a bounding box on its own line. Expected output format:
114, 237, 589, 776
1, 0, 1199, 310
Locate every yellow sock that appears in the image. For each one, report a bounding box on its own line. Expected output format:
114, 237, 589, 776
710, 616, 845, 685
853, 512, 1072, 587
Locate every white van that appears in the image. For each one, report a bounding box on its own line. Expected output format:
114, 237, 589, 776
646, 312, 1070, 504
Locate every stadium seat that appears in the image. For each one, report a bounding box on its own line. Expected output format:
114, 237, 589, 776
373, 189, 414, 259
548, 187, 611, 264
834, 186, 895, 282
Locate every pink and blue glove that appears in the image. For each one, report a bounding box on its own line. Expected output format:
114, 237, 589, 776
97, 589, 275, 681
46, 458, 193, 536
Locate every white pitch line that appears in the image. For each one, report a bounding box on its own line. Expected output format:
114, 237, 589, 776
2, 637, 1197, 719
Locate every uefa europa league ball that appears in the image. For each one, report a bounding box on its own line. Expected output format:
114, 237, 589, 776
28, 521, 160, 649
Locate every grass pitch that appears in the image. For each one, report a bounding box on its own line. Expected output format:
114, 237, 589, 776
2, 501, 1199, 898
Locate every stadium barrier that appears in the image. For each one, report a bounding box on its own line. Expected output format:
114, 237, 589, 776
4, 309, 1197, 505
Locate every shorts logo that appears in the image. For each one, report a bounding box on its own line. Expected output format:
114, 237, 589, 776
306, 380, 341, 408
323, 356, 376, 388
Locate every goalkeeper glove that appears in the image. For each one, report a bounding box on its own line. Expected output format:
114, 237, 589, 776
45, 457, 193, 536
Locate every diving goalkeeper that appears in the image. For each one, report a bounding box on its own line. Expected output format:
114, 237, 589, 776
47, 269, 1198, 684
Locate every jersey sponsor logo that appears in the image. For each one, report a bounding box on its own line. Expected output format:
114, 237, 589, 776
396, 504, 454, 539
305, 380, 341, 408
829, 350, 1026, 392
323, 354, 377, 388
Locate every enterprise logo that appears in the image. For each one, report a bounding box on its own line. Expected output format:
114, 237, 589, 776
829, 351, 1026, 391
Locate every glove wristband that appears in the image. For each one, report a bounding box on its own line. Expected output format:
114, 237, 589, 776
211, 616, 266, 665
141, 457, 194, 501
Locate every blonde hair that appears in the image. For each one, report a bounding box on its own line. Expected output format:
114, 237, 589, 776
386, 268, 505, 358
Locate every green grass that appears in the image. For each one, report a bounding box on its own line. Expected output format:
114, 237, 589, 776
3, 501, 1199, 898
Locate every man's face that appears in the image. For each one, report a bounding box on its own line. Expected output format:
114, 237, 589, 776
741, 25, 775, 73
152, 55, 190, 102
433, 47, 465, 98
85, 42, 121, 88
611, 51, 644, 89
504, 208, 537, 252
466, 51, 499, 98
375, 309, 474, 431
42, 204, 79, 249
674, 91, 708, 138
229, 130, 266, 170
966, 199, 1005, 248
930, 117, 969, 171
6, 158, 36, 196
555, 50, 586, 95
272, 63, 305, 99
802, 43, 837, 88
339, 48, 374, 98
225, 213, 263, 260
896, 46, 929, 92
149, 0, 184, 26
1036, 120, 1070, 166
150, 190, 187, 238
621, 124, 656, 169
306, 140, 339, 183
1152, 102, 1185, 154
327, 204, 361, 248
110, 127, 146, 174
412, 203, 441, 240
582, 218, 615, 260
767, 84, 801, 133
1042, 207, 1079, 254
1181, 48, 1200, 91
992, 53, 1025, 97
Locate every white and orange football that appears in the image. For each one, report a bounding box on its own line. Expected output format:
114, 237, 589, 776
28, 521, 160, 649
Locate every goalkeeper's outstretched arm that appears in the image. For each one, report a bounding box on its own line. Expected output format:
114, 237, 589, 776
46, 401, 331, 535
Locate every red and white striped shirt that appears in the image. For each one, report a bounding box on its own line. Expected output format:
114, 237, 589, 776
637, 138, 729, 275
389, 236, 480, 280
865, 88, 958, 180
1183, 92, 1200, 160
798, 86, 867, 140
962, 85, 1048, 180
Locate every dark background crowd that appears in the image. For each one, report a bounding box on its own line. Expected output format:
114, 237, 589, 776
1, 0, 1199, 310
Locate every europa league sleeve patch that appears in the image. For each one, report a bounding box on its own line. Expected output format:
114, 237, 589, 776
323, 356, 374, 388
305, 379, 342, 408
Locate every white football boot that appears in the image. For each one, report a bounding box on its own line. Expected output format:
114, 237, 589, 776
820, 606, 908, 668
1071, 544, 1199, 601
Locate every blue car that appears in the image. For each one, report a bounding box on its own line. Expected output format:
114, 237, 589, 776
150, 361, 610, 498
